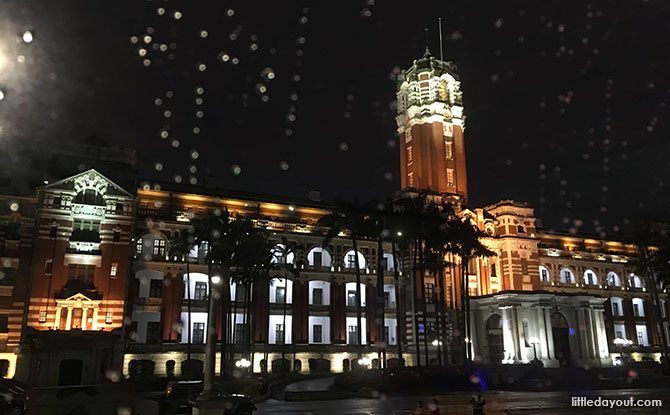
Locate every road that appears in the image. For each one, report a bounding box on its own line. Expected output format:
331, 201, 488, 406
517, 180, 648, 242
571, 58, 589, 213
255, 389, 670, 415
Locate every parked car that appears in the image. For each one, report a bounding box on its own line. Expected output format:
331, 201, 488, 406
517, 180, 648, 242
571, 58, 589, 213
160, 381, 255, 415
0, 380, 29, 415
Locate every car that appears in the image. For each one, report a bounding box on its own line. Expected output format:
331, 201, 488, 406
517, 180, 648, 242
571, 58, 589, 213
160, 381, 256, 415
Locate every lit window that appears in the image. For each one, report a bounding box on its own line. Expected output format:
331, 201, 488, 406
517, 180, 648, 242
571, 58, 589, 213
405, 128, 412, 143
135, 238, 143, 255
105, 311, 113, 324
446, 169, 454, 187
444, 141, 453, 160
406, 146, 413, 164
408, 172, 414, 187
153, 239, 166, 256
39, 311, 47, 323
443, 123, 453, 137
539, 266, 549, 282
110, 262, 118, 277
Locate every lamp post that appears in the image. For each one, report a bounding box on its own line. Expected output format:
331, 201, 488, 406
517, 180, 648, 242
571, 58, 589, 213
202, 274, 223, 397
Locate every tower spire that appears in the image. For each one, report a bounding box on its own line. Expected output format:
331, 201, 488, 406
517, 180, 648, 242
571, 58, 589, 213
438, 18, 444, 61
423, 25, 431, 56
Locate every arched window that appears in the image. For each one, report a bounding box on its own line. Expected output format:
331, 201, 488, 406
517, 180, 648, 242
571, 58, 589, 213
607, 272, 620, 287
136, 232, 168, 258
629, 274, 642, 289
269, 278, 293, 304
539, 266, 550, 282
73, 189, 105, 206
307, 247, 331, 268
382, 253, 395, 271
343, 250, 366, 270
308, 280, 330, 305
344, 282, 366, 307
559, 268, 575, 284
584, 270, 597, 285
632, 298, 645, 317
271, 244, 295, 265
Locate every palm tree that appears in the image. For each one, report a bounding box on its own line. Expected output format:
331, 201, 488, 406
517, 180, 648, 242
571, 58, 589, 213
446, 216, 495, 367
319, 203, 369, 360
268, 237, 303, 372
623, 220, 670, 366
169, 228, 196, 376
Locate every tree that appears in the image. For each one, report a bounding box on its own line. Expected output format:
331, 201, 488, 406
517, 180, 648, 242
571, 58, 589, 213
623, 220, 670, 366
445, 216, 495, 367
168, 228, 196, 376
319, 203, 369, 359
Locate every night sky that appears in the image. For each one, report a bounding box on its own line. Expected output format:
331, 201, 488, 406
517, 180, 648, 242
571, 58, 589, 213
1, 1, 669, 235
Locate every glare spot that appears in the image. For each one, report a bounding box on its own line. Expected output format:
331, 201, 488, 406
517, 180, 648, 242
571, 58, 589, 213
171, 139, 180, 148
174, 175, 182, 183
190, 150, 199, 160
157, 8, 165, 15
197, 63, 207, 71
226, 9, 235, 17
130, 36, 138, 44
200, 30, 208, 38
22, 31, 34, 43
338, 142, 348, 151
9, 202, 19, 212
154, 163, 163, 171
231, 164, 242, 175
279, 161, 289, 171
143, 35, 152, 44
189, 176, 198, 185
173, 11, 183, 19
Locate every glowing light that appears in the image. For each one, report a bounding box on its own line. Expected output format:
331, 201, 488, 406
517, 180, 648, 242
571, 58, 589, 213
22, 31, 34, 43
397, 231, 402, 236
211, 275, 222, 285
0, 90, 4, 101
235, 358, 251, 368
288, 206, 295, 211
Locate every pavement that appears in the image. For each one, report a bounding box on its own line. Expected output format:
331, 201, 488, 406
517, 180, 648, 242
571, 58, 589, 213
254, 388, 670, 415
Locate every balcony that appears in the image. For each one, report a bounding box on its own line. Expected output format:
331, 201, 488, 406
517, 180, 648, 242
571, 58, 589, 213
71, 203, 106, 217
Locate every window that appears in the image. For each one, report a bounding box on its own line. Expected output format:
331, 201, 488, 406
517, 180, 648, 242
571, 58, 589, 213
630, 274, 642, 288
384, 292, 390, 308
615, 330, 623, 339
49, 225, 57, 238
105, 311, 113, 324
661, 300, 667, 318
637, 331, 644, 345
585, 272, 595, 285
0, 315, 8, 333
235, 323, 245, 343
136, 238, 143, 255
406, 146, 413, 163
612, 302, 620, 316
560, 269, 574, 284
71, 219, 101, 242
521, 258, 528, 275
113, 231, 120, 242
39, 311, 47, 323
44, 259, 53, 275
607, 272, 620, 287
153, 239, 166, 256
347, 290, 357, 307
149, 279, 163, 298
110, 262, 118, 277
313, 251, 323, 268
444, 141, 453, 160
384, 326, 390, 343
313, 324, 322, 343
517, 225, 525, 233
443, 123, 453, 137
348, 325, 358, 345
146, 321, 161, 344
68, 264, 95, 285
275, 324, 285, 344
614, 324, 626, 340
312, 288, 323, 305
633, 298, 645, 317
408, 172, 414, 187
405, 128, 412, 143
491, 263, 497, 278
194, 282, 207, 300
276, 287, 286, 304
193, 322, 205, 343
446, 169, 454, 187
539, 267, 549, 282
347, 254, 356, 269
426, 321, 436, 339
424, 283, 434, 303
115, 203, 124, 215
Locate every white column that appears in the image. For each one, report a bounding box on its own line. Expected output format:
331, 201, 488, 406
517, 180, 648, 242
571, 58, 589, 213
544, 308, 555, 360
65, 307, 73, 330
92, 308, 99, 330
501, 308, 515, 363
54, 306, 62, 330
82, 307, 89, 330
514, 308, 526, 362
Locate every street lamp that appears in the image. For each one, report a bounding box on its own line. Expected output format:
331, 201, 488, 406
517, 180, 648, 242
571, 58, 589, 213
432, 339, 443, 346
210, 275, 222, 285
235, 358, 251, 369
529, 337, 540, 362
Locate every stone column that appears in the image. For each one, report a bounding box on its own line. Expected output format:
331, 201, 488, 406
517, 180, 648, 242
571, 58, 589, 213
514, 308, 526, 362
92, 308, 99, 330
54, 306, 62, 330
544, 308, 555, 360
501, 307, 515, 362
82, 307, 89, 331
535, 307, 548, 360
65, 307, 73, 330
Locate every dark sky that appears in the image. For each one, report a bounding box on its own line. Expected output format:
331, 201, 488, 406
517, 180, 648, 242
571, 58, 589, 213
1, 1, 669, 235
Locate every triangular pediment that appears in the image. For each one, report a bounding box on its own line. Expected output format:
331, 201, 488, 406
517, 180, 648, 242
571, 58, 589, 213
41, 169, 133, 198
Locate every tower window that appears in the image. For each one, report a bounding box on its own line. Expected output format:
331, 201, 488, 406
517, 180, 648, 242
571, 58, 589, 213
110, 262, 118, 277
49, 225, 58, 238
405, 129, 412, 143
106, 311, 113, 324
39, 311, 47, 323
446, 169, 455, 187
406, 146, 413, 164
443, 123, 453, 137
44, 259, 54, 275
408, 172, 414, 187
445, 141, 453, 160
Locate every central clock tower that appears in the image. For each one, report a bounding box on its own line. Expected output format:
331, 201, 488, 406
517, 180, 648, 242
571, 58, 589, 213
396, 48, 468, 201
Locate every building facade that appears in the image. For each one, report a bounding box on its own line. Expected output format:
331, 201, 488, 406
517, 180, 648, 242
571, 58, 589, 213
0, 50, 667, 385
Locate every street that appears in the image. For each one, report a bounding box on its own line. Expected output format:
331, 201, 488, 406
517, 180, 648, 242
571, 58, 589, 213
255, 389, 670, 415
